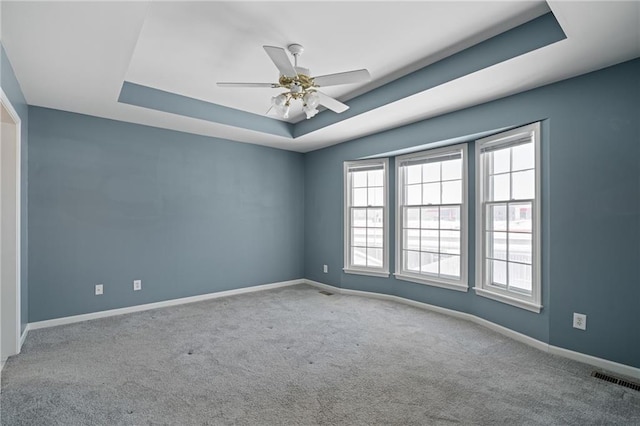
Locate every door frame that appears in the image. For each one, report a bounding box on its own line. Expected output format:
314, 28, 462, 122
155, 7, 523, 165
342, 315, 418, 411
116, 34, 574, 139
0, 87, 22, 368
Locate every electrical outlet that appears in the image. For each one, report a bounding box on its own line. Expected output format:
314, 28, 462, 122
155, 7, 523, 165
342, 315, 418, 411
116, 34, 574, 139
573, 313, 587, 330
133, 280, 142, 291
323, 264, 328, 273
95, 284, 103, 295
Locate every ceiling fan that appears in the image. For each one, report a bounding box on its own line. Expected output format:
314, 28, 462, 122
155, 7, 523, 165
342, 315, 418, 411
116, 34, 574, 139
217, 44, 371, 120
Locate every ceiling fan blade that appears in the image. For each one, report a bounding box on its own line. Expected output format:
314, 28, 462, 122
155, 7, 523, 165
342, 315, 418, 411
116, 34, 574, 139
263, 46, 297, 78
316, 91, 349, 113
217, 82, 278, 88
313, 69, 371, 87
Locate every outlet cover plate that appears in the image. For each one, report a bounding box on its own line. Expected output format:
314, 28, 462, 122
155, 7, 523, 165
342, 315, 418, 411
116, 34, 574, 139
95, 284, 103, 295
573, 313, 587, 330
323, 265, 328, 273
133, 280, 142, 291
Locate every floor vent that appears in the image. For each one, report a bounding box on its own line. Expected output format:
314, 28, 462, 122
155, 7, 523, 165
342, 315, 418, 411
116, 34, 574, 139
318, 290, 334, 296
592, 371, 640, 391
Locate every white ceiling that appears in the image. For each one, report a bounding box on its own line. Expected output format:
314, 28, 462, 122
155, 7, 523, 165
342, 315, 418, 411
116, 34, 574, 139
1, 1, 639, 153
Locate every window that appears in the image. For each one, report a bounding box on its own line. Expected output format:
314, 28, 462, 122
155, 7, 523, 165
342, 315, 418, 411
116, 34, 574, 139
344, 159, 389, 277
475, 122, 541, 312
395, 144, 468, 291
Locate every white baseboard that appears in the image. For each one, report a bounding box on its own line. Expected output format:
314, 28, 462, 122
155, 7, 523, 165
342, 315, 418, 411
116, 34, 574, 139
19, 326, 29, 350
29, 279, 305, 331
548, 345, 639, 380
304, 279, 640, 380
22, 278, 640, 380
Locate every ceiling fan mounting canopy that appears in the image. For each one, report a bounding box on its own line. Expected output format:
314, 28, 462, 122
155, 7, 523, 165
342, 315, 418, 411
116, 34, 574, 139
287, 43, 304, 57
217, 43, 371, 120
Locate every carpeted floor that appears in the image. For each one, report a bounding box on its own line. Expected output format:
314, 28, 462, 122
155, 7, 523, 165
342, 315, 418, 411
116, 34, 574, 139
1, 284, 639, 425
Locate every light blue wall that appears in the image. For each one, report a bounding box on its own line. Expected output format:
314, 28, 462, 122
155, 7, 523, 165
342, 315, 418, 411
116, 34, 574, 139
28, 107, 304, 321
1, 43, 29, 334
304, 59, 640, 368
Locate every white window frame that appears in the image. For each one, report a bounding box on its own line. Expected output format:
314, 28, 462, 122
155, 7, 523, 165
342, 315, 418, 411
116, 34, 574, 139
475, 122, 542, 313
343, 158, 390, 277
394, 144, 468, 292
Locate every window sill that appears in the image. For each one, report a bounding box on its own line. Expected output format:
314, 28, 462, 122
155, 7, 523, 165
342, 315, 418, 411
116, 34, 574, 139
343, 268, 390, 278
473, 287, 542, 313
394, 273, 468, 292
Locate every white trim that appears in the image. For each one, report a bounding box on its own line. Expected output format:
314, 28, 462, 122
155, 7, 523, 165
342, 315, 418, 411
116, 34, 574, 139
394, 273, 468, 292
19, 325, 29, 349
0, 89, 22, 358
303, 279, 639, 380
395, 143, 468, 290
343, 268, 389, 278
473, 286, 542, 313
19, 278, 640, 380
548, 345, 640, 381
475, 122, 542, 312
29, 279, 305, 330
343, 158, 390, 275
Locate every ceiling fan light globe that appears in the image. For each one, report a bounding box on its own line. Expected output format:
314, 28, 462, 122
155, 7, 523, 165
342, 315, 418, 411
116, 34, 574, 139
272, 94, 288, 107
303, 105, 319, 119
303, 92, 320, 109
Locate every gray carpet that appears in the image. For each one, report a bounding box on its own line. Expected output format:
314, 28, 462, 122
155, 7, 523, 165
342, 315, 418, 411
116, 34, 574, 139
1, 284, 639, 425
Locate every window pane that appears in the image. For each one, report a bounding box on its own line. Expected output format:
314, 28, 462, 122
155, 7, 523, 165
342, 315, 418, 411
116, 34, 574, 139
353, 188, 367, 206
405, 229, 420, 250
440, 230, 460, 255
487, 231, 507, 260
407, 184, 422, 205
423, 182, 440, 205
489, 259, 507, 286
368, 169, 384, 187
421, 207, 439, 229
352, 247, 367, 266
352, 209, 367, 227
488, 204, 507, 231
512, 170, 535, 200
509, 203, 532, 232
509, 262, 532, 294
440, 254, 460, 278
368, 228, 383, 248
491, 149, 510, 174
405, 207, 420, 228
368, 187, 384, 206
508, 233, 531, 264
352, 227, 367, 247
441, 180, 462, 204
512, 142, 534, 171
407, 165, 422, 184
421, 230, 438, 252
368, 248, 383, 267
423, 162, 440, 183
440, 206, 460, 230
367, 208, 383, 228
352, 171, 367, 187
489, 174, 510, 201
441, 158, 462, 181
421, 252, 439, 274
405, 250, 420, 272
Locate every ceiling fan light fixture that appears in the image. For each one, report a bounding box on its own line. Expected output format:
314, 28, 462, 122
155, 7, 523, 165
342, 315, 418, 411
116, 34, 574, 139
303, 91, 320, 109
303, 105, 319, 120
302, 91, 320, 119
271, 93, 290, 118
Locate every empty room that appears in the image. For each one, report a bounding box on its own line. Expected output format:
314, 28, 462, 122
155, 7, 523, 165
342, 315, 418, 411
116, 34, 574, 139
1, 1, 639, 424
